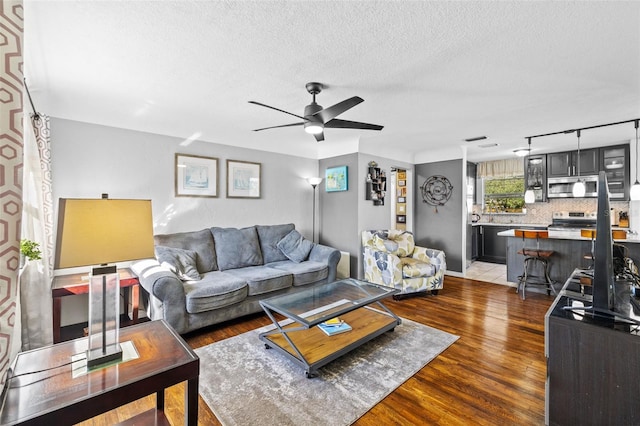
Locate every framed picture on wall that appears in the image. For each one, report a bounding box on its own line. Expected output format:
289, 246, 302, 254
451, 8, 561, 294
175, 154, 218, 197
325, 166, 348, 192
396, 215, 406, 223
398, 180, 406, 187
227, 160, 261, 198
398, 197, 406, 203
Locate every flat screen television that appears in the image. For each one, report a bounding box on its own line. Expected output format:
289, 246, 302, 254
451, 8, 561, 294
591, 171, 616, 317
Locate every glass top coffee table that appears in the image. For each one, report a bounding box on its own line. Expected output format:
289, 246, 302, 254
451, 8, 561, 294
259, 278, 401, 377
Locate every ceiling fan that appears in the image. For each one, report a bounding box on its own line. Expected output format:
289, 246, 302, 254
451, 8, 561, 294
249, 82, 384, 142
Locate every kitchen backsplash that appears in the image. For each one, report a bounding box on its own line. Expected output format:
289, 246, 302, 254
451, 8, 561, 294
472, 199, 630, 225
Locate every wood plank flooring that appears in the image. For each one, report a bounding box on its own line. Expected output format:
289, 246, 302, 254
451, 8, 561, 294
78, 276, 554, 425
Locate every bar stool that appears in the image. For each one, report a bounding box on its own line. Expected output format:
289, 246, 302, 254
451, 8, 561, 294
514, 229, 557, 300
581, 228, 596, 269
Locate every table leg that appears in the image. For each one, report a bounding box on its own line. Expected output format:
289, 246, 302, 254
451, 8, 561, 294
156, 389, 164, 410
132, 284, 139, 321
53, 297, 61, 343
186, 377, 199, 426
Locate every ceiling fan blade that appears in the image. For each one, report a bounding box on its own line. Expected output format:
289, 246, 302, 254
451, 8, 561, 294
252, 122, 304, 132
314, 96, 364, 123
314, 132, 324, 142
325, 118, 384, 131
249, 101, 306, 120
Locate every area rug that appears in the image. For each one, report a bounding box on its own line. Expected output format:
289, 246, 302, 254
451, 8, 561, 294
194, 317, 458, 426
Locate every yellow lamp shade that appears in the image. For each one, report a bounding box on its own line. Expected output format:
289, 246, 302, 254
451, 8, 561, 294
55, 198, 155, 269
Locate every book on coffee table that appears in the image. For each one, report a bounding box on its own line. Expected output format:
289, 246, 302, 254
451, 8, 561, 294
318, 321, 352, 336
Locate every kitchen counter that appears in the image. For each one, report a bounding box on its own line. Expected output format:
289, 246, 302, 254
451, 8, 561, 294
497, 228, 639, 243
472, 222, 548, 228
500, 229, 640, 285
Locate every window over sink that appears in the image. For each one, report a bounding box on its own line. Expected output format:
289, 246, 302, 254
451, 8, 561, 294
483, 176, 525, 213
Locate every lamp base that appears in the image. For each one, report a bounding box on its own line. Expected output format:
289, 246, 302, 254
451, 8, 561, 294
87, 342, 123, 368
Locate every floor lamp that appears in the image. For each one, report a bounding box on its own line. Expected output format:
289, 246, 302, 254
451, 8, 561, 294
307, 177, 323, 242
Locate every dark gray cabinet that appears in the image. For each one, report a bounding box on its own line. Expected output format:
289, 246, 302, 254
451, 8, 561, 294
547, 148, 599, 178
478, 225, 510, 264
524, 154, 547, 202
600, 144, 629, 200
471, 226, 480, 260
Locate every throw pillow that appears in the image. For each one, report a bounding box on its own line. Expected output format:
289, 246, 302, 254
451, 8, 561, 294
277, 229, 314, 263
212, 226, 264, 270
155, 245, 201, 281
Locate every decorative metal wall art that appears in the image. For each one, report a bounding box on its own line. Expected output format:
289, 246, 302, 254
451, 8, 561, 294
421, 175, 453, 212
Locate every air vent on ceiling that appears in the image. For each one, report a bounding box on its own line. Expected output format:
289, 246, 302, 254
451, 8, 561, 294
464, 136, 488, 142
478, 143, 499, 148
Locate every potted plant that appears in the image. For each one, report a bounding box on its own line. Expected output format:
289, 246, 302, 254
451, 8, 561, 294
20, 239, 42, 267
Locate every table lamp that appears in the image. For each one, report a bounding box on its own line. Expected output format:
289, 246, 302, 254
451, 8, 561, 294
54, 196, 154, 367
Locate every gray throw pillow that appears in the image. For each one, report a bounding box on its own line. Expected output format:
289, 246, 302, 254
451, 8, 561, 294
212, 226, 264, 270
277, 229, 314, 263
155, 245, 201, 281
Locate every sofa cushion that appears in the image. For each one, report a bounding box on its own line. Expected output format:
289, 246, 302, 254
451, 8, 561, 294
224, 266, 292, 296
277, 229, 313, 263
256, 223, 295, 263
154, 229, 217, 273
155, 245, 201, 281
401, 257, 436, 278
183, 271, 248, 314
268, 260, 328, 286
212, 226, 264, 271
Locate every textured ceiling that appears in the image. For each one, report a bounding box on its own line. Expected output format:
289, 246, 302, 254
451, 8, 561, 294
24, 1, 640, 162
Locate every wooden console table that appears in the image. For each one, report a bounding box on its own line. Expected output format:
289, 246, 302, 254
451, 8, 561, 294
0, 320, 199, 425
52, 268, 140, 343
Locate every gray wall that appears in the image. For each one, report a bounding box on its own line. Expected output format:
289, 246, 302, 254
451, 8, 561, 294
318, 153, 359, 275
319, 152, 413, 279
52, 118, 319, 235
415, 159, 464, 273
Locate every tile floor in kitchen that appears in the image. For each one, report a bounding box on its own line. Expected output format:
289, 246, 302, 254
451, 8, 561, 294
466, 261, 515, 287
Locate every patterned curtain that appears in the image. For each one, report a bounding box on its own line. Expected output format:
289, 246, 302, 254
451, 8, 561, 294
0, 0, 24, 386
19, 114, 53, 350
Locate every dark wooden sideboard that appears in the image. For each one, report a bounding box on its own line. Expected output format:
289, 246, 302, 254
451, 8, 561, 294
545, 271, 640, 425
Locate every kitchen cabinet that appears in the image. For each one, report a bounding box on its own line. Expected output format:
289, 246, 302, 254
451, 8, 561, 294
477, 225, 511, 264
547, 148, 599, 178
524, 154, 547, 202
471, 225, 481, 260
600, 144, 629, 200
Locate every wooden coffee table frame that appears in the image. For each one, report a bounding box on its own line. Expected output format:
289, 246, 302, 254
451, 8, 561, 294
259, 280, 401, 378
0, 320, 199, 425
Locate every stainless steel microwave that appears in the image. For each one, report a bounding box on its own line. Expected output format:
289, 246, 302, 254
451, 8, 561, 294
547, 175, 598, 198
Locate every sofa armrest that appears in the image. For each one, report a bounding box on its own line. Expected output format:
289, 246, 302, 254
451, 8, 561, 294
308, 243, 341, 282
412, 246, 447, 273
131, 259, 188, 332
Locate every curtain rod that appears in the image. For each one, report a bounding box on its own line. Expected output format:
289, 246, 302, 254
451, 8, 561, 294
23, 78, 40, 119
526, 118, 640, 140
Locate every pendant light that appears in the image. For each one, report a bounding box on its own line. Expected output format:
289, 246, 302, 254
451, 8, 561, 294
524, 137, 536, 204
572, 129, 586, 197
630, 120, 640, 200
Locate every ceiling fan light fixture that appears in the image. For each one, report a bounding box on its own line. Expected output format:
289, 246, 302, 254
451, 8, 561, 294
514, 149, 529, 157
304, 122, 323, 135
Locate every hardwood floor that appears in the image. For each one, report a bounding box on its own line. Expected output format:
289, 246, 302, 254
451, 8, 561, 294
78, 276, 554, 425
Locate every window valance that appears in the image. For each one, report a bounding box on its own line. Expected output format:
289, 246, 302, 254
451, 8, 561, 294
477, 158, 524, 179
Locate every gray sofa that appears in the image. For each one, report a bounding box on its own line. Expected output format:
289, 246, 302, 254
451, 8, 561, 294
132, 223, 341, 334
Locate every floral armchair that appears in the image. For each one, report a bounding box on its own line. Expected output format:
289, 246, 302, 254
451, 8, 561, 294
362, 229, 446, 298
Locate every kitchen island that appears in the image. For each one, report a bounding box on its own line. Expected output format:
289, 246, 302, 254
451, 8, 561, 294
498, 229, 640, 286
